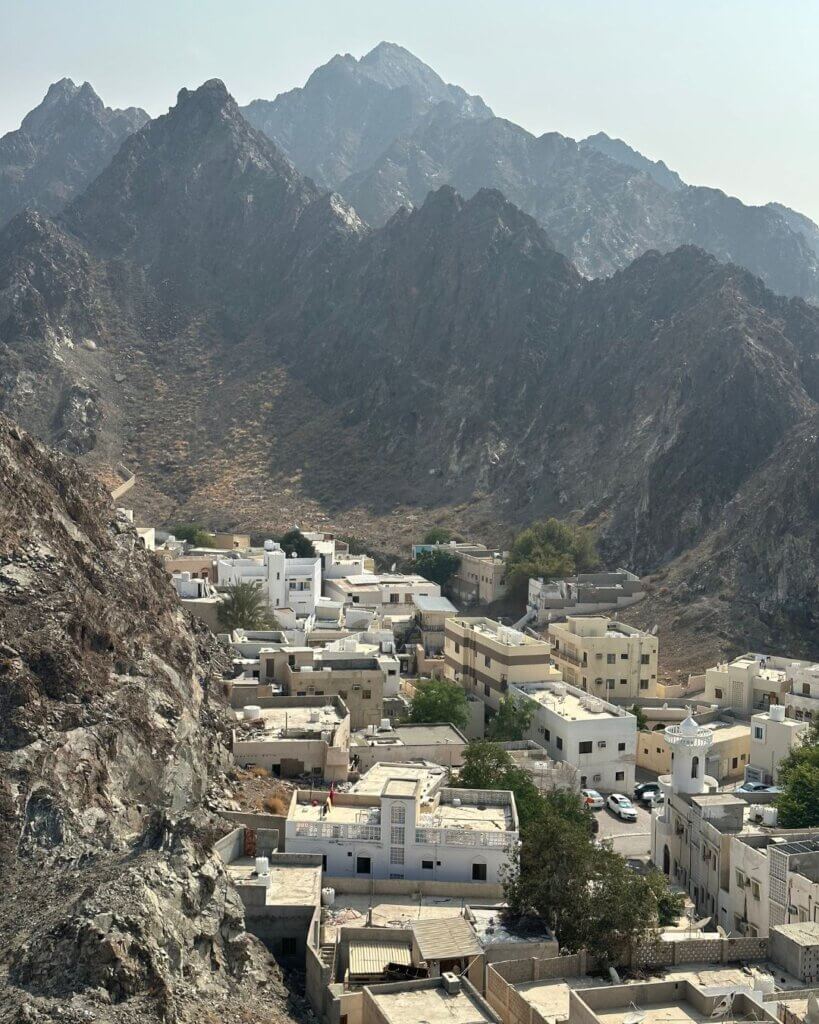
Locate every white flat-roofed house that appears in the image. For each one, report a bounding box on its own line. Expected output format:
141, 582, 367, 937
216, 540, 321, 617
324, 572, 441, 616
528, 569, 645, 625
511, 680, 637, 793
284, 761, 518, 888
351, 721, 468, 771
746, 704, 810, 786
704, 652, 819, 717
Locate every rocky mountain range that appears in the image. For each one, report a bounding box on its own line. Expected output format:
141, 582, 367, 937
0, 62, 816, 663
0, 415, 299, 1021
0, 78, 147, 229
242, 43, 819, 302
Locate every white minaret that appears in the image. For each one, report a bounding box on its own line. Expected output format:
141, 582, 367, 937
664, 711, 713, 795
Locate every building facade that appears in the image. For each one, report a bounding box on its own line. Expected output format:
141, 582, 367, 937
548, 616, 659, 698
527, 569, 645, 625
443, 617, 558, 710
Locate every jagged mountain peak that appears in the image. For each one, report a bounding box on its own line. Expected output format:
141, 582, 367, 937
581, 131, 684, 191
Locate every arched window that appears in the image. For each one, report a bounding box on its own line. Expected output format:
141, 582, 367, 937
691, 755, 700, 779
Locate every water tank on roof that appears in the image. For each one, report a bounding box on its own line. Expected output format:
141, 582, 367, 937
244, 705, 261, 721
255, 857, 269, 876
452, 797, 462, 807
321, 887, 336, 907
553, 682, 567, 698
264, 539, 275, 551
769, 704, 786, 722
762, 806, 778, 827
309, 710, 320, 722
379, 718, 392, 731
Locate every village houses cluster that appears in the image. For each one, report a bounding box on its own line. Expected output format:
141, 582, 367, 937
127, 513, 819, 1024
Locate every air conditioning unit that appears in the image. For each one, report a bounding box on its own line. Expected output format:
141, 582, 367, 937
593, 774, 602, 783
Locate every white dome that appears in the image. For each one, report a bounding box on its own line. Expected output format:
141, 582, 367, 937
679, 714, 699, 736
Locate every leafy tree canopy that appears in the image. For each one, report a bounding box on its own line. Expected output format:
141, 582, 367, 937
172, 523, 215, 547
631, 704, 649, 731
411, 548, 461, 589
217, 581, 279, 632
408, 678, 469, 732
506, 518, 599, 599
777, 720, 819, 827
487, 696, 534, 742
278, 528, 317, 559
456, 741, 547, 833
423, 527, 458, 545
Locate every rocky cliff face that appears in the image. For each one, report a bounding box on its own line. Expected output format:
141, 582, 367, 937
248, 44, 819, 304
0, 415, 298, 1022
0, 79, 148, 229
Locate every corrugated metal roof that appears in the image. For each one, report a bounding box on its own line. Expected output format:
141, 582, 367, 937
348, 941, 411, 976
411, 916, 483, 961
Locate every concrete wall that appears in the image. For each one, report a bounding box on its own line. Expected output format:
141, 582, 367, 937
324, 876, 505, 900
219, 810, 287, 849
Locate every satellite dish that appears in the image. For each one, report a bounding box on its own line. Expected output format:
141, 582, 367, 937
390, 562, 397, 572
710, 994, 735, 1018
624, 1005, 646, 1024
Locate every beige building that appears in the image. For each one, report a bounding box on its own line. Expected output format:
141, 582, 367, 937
747, 705, 809, 785
350, 721, 468, 772
412, 541, 509, 606
704, 652, 819, 717
210, 532, 251, 550
324, 573, 441, 615
231, 695, 350, 782
637, 720, 750, 784
548, 616, 658, 698
444, 617, 558, 710
413, 594, 458, 656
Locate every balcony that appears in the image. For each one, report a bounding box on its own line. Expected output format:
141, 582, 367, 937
292, 822, 381, 842
554, 649, 585, 669
414, 828, 515, 849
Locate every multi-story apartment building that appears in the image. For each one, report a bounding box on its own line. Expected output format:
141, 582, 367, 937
284, 762, 518, 885
548, 616, 659, 698
443, 617, 558, 710
527, 569, 645, 625
511, 680, 637, 793
729, 831, 819, 936
411, 541, 509, 605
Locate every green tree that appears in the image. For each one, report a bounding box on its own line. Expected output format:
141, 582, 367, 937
172, 523, 215, 547
217, 581, 280, 632
645, 869, 686, 927
456, 741, 546, 833
631, 704, 649, 731
411, 548, 461, 588
506, 518, 599, 599
486, 696, 534, 742
408, 678, 469, 732
505, 793, 669, 964
423, 527, 454, 545
777, 721, 819, 827
278, 529, 317, 559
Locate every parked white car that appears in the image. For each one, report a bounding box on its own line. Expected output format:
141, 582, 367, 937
735, 782, 782, 794
581, 788, 605, 811
607, 793, 638, 821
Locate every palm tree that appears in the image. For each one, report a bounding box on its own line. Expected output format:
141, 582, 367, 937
217, 581, 279, 632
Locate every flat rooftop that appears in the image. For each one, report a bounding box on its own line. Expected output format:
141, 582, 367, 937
322, 894, 477, 941
414, 594, 459, 612
452, 618, 549, 648
420, 802, 513, 832
369, 984, 495, 1024
292, 802, 382, 825
234, 703, 344, 739
514, 975, 609, 1021
350, 762, 448, 799
351, 723, 465, 748
224, 858, 320, 906
339, 573, 432, 588
520, 686, 620, 722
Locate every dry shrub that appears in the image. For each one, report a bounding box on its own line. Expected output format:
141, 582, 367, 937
247, 765, 269, 778
262, 794, 287, 815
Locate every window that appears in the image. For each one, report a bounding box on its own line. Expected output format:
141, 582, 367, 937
390, 847, 404, 865
641, 653, 650, 665
454, 641, 460, 653
618, 742, 626, 752
543, 728, 551, 742
322, 855, 327, 870
484, 684, 490, 697
715, 688, 724, 699
607, 653, 616, 664
389, 873, 404, 880
556, 736, 563, 750
620, 652, 628, 660
751, 880, 761, 900
753, 726, 764, 740
656, 747, 663, 754
748, 924, 759, 937
579, 741, 593, 754
620, 678, 628, 685
732, 757, 738, 769
422, 860, 434, 870
615, 771, 625, 781
391, 827, 405, 844
606, 679, 615, 689
280, 937, 298, 957
472, 863, 487, 881
391, 804, 405, 824
640, 679, 649, 690
597, 740, 607, 749
356, 856, 371, 874
338, 690, 347, 699
485, 655, 491, 667
691, 755, 700, 779
803, 683, 811, 696
389, 594, 399, 603
362, 690, 371, 700
644, 748, 649, 755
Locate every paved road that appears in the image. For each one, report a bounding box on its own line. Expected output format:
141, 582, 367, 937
594, 800, 654, 860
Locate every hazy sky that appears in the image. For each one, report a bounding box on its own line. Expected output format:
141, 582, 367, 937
2, 0, 818, 219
